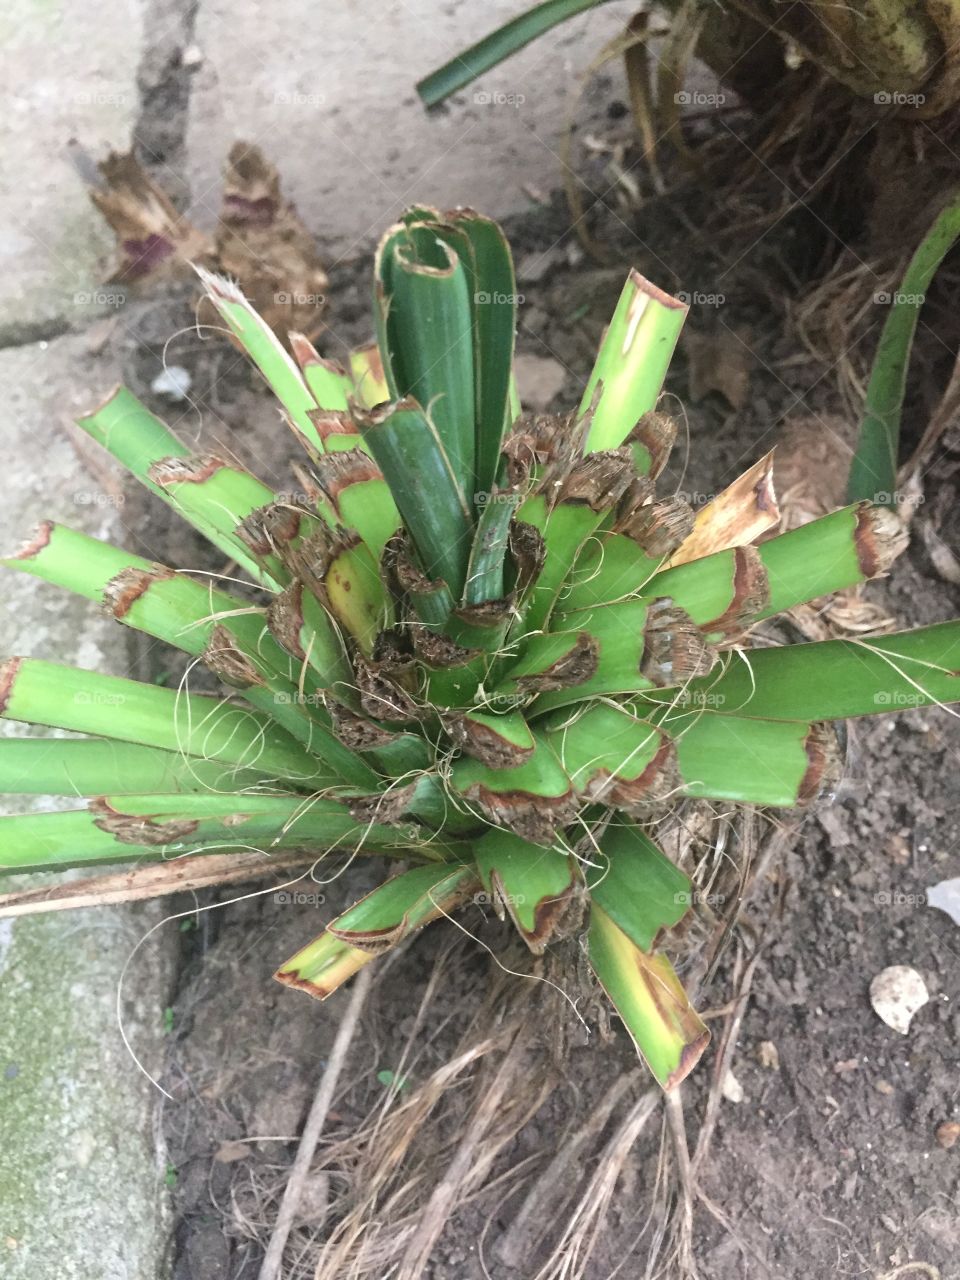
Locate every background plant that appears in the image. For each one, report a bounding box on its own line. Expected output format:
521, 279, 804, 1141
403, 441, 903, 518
418, 0, 960, 118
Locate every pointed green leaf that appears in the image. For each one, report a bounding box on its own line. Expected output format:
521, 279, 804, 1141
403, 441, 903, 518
199, 269, 324, 450
588, 904, 709, 1090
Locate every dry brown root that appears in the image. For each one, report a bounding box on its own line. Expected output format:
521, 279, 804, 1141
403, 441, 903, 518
312, 957, 558, 1280
0, 849, 321, 918
532, 1088, 661, 1280
495, 1068, 644, 1269
219, 811, 795, 1280
258, 964, 375, 1280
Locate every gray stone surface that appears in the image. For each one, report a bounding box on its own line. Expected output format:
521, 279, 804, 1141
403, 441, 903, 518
186, 0, 634, 261
0, 0, 144, 340
0, 334, 175, 1279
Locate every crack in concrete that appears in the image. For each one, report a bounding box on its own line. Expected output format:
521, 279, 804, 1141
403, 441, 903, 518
0, 316, 74, 351
0, 0, 199, 355
133, 0, 201, 199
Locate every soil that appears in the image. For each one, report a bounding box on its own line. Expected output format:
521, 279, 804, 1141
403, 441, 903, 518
100, 176, 960, 1279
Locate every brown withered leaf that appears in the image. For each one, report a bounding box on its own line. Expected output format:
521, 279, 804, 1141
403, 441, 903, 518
684, 325, 754, 411
90, 151, 211, 285
86, 143, 327, 342
669, 450, 779, 566
215, 142, 328, 341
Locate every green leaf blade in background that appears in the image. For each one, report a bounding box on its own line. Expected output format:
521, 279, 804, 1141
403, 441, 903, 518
416, 0, 615, 107
848, 190, 960, 503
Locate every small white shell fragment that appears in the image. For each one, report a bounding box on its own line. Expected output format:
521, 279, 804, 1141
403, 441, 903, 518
151, 365, 192, 401
869, 965, 929, 1035
927, 877, 960, 927
721, 1068, 744, 1103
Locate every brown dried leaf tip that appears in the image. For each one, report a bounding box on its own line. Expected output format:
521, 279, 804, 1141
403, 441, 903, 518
89, 151, 211, 285
85, 142, 328, 342
216, 142, 329, 341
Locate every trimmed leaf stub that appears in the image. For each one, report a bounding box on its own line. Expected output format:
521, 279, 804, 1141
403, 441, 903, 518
474, 829, 585, 954
276, 864, 479, 999
589, 905, 709, 1090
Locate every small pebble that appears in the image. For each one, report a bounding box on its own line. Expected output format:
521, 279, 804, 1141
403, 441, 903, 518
721, 1069, 744, 1103
935, 1120, 960, 1150
869, 965, 929, 1035
757, 1041, 780, 1070
151, 365, 192, 401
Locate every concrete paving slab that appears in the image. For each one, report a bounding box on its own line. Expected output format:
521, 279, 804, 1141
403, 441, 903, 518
185, 0, 634, 262
0, 0, 144, 341
0, 333, 175, 1280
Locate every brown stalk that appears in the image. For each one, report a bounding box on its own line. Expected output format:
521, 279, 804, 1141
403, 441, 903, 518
257, 965, 375, 1280
0, 850, 318, 919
